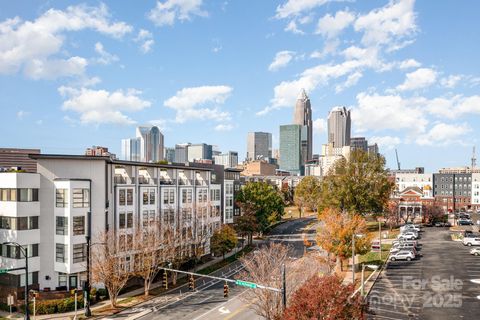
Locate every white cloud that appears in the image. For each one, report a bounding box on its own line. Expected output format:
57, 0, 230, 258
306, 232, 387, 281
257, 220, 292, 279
416, 122, 471, 146
425, 95, 480, 119
369, 136, 401, 150
313, 118, 326, 133
214, 124, 234, 131
135, 29, 155, 53
148, 0, 208, 27
354, 0, 417, 50
352, 92, 428, 135
16, 110, 30, 119
268, 51, 296, 71
275, 0, 341, 19
396, 67, 437, 91
310, 39, 340, 59
316, 10, 355, 38
440, 74, 462, 88
0, 4, 132, 79
335, 71, 362, 93
94, 42, 119, 65
164, 85, 232, 123
398, 58, 421, 69
58, 86, 151, 125
284, 20, 304, 34
148, 119, 168, 131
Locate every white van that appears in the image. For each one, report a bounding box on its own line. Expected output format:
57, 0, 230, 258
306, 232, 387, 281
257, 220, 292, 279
463, 237, 480, 246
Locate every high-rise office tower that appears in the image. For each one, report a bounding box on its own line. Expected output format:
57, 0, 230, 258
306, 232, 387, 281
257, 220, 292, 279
187, 143, 213, 162
293, 89, 313, 162
122, 126, 164, 162
246, 132, 272, 161
175, 143, 190, 163
279, 124, 305, 175
327, 106, 351, 148
164, 147, 175, 162
350, 137, 368, 152
213, 151, 239, 168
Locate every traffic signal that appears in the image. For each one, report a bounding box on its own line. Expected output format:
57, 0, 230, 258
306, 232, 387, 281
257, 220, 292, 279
163, 271, 168, 290
189, 275, 195, 291
223, 283, 229, 298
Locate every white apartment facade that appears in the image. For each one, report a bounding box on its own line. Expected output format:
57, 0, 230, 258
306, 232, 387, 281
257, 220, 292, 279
0, 172, 40, 301
395, 173, 433, 197
0, 155, 222, 302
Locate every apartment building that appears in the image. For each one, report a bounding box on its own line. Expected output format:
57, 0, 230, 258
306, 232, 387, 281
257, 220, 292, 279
0, 172, 40, 302
0, 154, 222, 303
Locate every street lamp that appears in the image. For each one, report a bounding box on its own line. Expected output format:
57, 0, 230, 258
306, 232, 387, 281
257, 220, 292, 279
351, 234, 363, 284
85, 210, 92, 317
2, 242, 30, 320
360, 264, 379, 296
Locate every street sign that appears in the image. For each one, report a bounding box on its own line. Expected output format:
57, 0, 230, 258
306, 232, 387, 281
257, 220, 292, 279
235, 280, 257, 289
0, 269, 9, 274
7, 295, 14, 306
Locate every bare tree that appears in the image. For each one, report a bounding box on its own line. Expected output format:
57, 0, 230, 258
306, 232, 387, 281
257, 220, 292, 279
238, 243, 326, 320
133, 221, 163, 297
162, 227, 184, 285
91, 229, 131, 308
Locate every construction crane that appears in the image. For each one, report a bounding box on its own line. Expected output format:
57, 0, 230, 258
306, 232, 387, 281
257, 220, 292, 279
395, 149, 401, 170
472, 146, 477, 168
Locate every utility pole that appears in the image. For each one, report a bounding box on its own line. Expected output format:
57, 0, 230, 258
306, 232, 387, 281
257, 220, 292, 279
282, 264, 286, 310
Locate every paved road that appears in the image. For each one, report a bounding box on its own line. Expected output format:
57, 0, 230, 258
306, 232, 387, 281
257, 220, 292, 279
367, 227, 480, 320
102, 216, 317, 320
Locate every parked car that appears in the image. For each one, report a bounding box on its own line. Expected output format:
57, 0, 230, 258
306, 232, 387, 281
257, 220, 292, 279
401, 225, 420, 232
470, 248, 480, 256
398, 232, 417, 240
391, 244, 417, 255
464, 231, 480, 238
390, 250, 415, 261
458, 219, 474, 226
392, 239, 418, 247
463, 237, 480, 246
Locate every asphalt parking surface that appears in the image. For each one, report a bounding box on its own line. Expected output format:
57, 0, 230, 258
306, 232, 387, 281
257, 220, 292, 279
367, 227, 480, 320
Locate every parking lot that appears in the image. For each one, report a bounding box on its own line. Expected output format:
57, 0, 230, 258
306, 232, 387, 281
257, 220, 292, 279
367, 227, 480, 319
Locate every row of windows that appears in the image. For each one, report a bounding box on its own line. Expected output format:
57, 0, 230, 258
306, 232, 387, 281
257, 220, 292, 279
0, 243, 39, 259
0, 216, 38, 230
55, 243, 87, 263
55, 216, 85, 236
142, 188, 156, 205
0, 271, 38, 288
56, 188, 90, 208
163, 189, 175, 205
118, 189, 134, 206
182, 190, 193, 204
197, 189, 208, 203
210, 189, 221, 201
436, 191, 471, 196
119, 212, 134, 229
439, 176, 472, 182
0, 188, 38, 202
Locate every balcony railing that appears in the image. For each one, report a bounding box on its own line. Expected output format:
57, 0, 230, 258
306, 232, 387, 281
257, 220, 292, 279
114, 175, 127, 184
159, 178, 176, 185
178, 179, 192, 186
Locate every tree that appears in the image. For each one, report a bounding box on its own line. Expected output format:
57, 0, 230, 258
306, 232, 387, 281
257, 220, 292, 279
383, 201, 401, 230
316, 208, 371, 271
283, 275, 367, 320
133, 222, 163, 297
319, 150, 394, 216
281, 183, 294, 206
294, 176, 322, 215
234, 204, 258, 246
239, 243, 325, 320
162, 228, 185, 285
211, 225, 238, 259
236, 181, 285, 234
91, 229, 131, 308
422, 204, 445, 223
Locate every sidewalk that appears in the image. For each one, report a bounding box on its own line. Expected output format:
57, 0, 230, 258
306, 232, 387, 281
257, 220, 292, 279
1, 245, 245, 320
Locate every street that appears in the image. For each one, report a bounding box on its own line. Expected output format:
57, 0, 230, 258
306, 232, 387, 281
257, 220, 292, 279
102, 216, 317, 320
367, 227, 480, 319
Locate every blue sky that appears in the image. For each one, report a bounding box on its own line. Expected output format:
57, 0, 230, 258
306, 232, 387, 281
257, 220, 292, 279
1, 0, 479, 172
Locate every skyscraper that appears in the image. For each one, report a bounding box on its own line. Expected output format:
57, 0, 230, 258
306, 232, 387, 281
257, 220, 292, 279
187, 143, 213, 162
293, 89, 313, 162
246, 132, 272, 161
350, 137, 368, 152
175, 143, 190, 163
122, 126, 164, 162
279, 124, 304, 175
327, 106, 351, 148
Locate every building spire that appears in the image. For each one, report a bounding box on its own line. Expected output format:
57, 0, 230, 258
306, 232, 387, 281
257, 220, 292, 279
297, 88, 308, 100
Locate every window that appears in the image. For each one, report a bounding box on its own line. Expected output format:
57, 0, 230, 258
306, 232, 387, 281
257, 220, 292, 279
143, 210, 149, 227
20, 272, 38, 287
163, 190, 169, 204
17, 217, 28, 230
127, 189, 133, 205
0, 216, 38, 230
143, 190, 149, 205
73, 189, 89, 208
73, 244, 87, 263
29, 216, 38, 229
119, 212, 126, 229
56, 244, 67, 263
119, 189, 126, 206
56, 217, 68, 235
127, 211, 133, 228
73, 216, 85, 235
56, 189, 68, 207
58, 273, 67, 287
150, 189, 155, 205
18, 189, 38, 202
169, 190, 174, 204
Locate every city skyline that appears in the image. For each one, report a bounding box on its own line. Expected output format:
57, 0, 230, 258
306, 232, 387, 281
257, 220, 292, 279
1, 1, 480, 172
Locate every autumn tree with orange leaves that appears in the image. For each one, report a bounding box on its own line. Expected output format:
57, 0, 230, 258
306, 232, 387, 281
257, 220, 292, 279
316, 208, 371, 272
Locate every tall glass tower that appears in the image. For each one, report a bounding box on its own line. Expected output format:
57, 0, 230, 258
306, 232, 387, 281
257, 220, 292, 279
293, 89, 313, 162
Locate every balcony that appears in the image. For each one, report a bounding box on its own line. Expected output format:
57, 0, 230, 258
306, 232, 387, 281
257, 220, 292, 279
178, 179, 192, 186
114, 175, 127, 184
195, 180, 207, 186
138, 176, 153, 185
159, 177, 176, 185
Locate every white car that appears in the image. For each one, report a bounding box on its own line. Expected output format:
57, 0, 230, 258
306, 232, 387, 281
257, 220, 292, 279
470, 248, 480, 256
390, 250, 415, 261
463, 237, 480, 246
392, 239, 418, 247
398, 233, 417, 240
401, 225, 420, 232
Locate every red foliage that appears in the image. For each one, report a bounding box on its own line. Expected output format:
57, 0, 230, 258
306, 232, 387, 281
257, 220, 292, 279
283, 275, 367, 320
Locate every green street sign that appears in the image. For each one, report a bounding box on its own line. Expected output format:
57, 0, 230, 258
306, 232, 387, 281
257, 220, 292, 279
0, 269, 9, 274
235, 280, 257, 289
